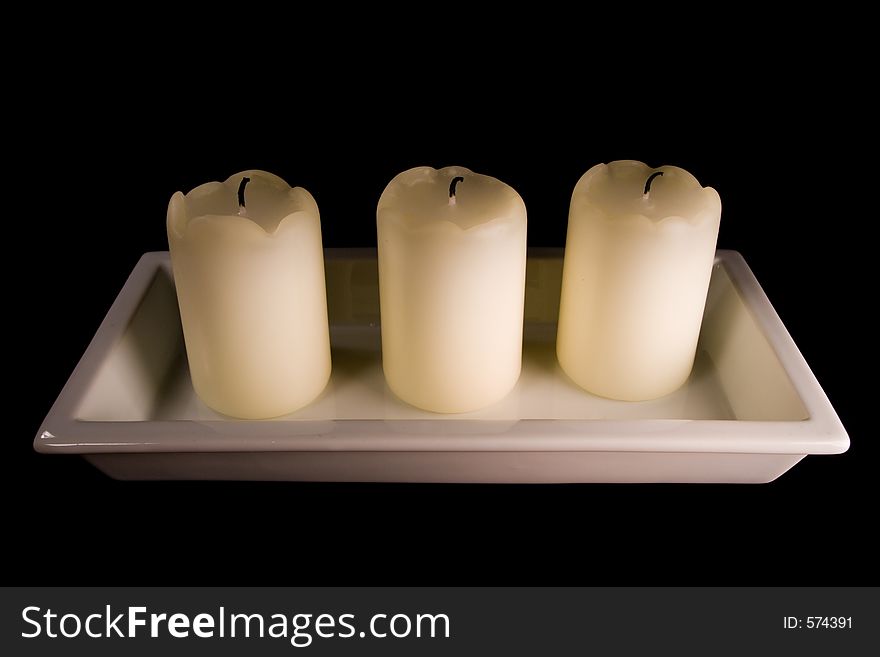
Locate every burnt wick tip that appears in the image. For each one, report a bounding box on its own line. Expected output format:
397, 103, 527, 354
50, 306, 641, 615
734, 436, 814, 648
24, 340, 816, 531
449, 176, 464, 198
644, 171, 664, 196
237, 177, 251, 207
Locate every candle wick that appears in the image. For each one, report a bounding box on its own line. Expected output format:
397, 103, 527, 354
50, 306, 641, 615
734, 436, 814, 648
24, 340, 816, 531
448, 176, 464, 206
643, 171, 664, 198
237, 176, 251, 214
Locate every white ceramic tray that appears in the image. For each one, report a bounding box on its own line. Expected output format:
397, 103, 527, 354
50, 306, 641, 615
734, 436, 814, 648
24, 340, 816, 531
34, 249, 848, 483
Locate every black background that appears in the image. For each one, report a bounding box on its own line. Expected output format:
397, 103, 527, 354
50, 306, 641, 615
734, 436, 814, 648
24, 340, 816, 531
9, 44, 872, 585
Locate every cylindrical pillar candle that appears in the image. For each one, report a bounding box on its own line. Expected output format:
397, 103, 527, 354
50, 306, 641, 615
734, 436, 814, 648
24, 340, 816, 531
557, 160, 721, 401
167, 170, 331, 418
377, 166, 527, 413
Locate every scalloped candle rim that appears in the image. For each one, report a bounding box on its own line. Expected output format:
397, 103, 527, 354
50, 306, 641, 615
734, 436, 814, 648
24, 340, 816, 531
378, 166, 526, 232
574, 160, 721, 226
167, 169, 318, 238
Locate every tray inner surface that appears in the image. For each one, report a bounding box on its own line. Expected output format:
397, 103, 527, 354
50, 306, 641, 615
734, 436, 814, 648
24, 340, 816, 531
76, 255, 808, 423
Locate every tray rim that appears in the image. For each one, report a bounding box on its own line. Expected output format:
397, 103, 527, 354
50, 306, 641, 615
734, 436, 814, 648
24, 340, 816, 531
34, 249, 849, 456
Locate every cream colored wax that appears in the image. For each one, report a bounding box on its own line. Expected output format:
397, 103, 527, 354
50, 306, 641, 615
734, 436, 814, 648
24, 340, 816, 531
377, 166, 527, 413
167, 170, 331, 419
557, 161, 721, 401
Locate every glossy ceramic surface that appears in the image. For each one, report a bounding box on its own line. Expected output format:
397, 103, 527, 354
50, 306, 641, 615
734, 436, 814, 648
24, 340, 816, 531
34, 250, 848, 482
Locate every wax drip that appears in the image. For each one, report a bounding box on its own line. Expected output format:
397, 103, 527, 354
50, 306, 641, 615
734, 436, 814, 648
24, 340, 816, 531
643, 171, 664, 196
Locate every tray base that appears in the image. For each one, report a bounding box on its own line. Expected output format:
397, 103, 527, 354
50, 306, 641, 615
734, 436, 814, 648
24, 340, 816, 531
87, 452, 806, 484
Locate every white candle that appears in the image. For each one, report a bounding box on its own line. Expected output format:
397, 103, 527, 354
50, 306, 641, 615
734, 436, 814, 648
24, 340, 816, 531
557, 160, 721, 401
377, 166, 527, 413
167, 170, 331, 418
